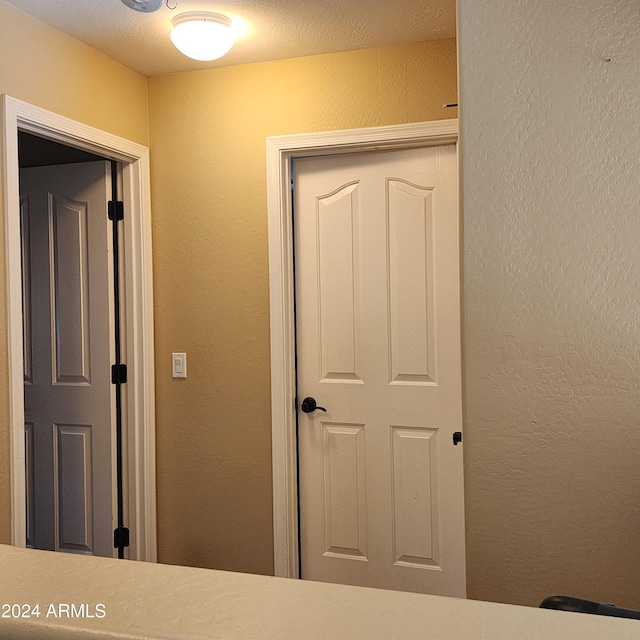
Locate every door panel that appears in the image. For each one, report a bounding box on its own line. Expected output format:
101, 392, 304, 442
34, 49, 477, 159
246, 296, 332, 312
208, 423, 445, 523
295, 146, 465, 596
20, 162, 115, 557
20, 195, 33, 385
24, 422, 35, 548
387, 179, 435, 383
50, 194, 92, 384
321, 422, 367, 559
317, 182, 361, 382
55, 424, 94, 553
391, 426, 439, 568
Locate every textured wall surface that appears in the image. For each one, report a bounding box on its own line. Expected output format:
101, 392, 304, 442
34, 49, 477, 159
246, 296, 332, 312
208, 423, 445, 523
147, 40, 457, 574
0, 0, 148, 547
0, 1, 148, 144
458, 0, 640, 607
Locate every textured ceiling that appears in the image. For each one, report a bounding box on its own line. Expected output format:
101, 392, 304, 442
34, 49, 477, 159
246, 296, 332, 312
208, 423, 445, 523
4, 0, 456, 76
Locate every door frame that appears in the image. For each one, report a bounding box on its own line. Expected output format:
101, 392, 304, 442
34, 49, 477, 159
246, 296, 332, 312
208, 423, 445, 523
2, 95, 157, 561
267, 119, 459, 578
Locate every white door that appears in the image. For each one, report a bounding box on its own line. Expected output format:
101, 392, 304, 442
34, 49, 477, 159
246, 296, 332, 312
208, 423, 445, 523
21, 161, 115, 557
295, 145, 465, 596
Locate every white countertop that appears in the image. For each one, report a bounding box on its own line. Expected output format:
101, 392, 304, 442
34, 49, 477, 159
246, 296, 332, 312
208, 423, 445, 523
0, 545, 637, 639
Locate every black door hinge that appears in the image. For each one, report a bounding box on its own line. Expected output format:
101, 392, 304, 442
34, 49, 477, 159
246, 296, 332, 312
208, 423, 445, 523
113, 527, 130, 549
453, 431, 462, 446
111, 364, 127, 385
108, 200, 124, 221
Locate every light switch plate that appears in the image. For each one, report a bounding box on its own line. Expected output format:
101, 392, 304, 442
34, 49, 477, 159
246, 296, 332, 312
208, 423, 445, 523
172, 352, 187, 378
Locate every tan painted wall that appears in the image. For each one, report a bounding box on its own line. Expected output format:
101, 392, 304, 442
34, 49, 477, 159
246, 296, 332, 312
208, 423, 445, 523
148, 40, 458, 573
0, 0, 148, 545
458, 0, 640, 609
0, 2, 148, 144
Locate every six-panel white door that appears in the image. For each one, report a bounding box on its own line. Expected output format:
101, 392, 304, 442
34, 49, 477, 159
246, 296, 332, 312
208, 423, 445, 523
21, 161, 115, 557
295, 145, 465, 595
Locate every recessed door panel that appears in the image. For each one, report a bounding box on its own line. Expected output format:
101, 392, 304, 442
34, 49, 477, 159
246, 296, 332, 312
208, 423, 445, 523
55, 424, 94, 553
50, 194, 91, 385
391, 426, 440, 568
24, 422, 35, 548
387, 179, 436, 385
321, 423, 368, 560
20, 195, 33, 385
318, 182, 362, 383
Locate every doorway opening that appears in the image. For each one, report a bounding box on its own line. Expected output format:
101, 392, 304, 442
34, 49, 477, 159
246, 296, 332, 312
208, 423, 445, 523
2, 96, 157, 562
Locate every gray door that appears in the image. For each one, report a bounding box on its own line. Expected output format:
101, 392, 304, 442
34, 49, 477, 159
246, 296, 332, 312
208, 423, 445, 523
21, 161, 115, 557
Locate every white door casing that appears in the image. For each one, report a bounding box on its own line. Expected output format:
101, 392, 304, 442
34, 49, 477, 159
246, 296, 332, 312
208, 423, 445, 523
295, 146, 464, 595
266, 120, 463, 588
2, 96, 157, 562
22, 162, 115, 556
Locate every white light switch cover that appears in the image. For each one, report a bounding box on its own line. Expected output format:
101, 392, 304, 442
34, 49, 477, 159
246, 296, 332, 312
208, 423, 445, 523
172, 352, 187, 378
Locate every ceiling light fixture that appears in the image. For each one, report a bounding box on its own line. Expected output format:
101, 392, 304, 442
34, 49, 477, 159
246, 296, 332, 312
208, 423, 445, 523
170, 12, 236, 61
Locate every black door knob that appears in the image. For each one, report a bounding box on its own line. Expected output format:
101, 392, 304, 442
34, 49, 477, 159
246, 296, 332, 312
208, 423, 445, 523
301, 397, 327, 413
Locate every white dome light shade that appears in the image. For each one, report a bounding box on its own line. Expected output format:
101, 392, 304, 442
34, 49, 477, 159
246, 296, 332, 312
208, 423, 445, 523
170, 12, 236, 61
